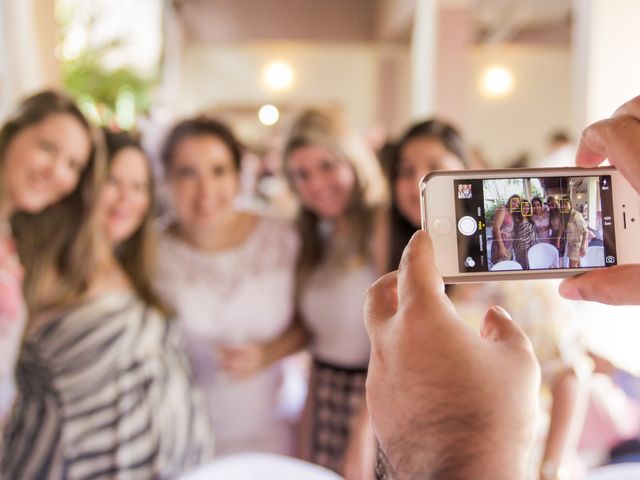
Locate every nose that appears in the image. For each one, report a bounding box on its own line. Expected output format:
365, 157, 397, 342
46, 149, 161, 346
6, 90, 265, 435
303, 173, 327, 195
43, 156, 70, 186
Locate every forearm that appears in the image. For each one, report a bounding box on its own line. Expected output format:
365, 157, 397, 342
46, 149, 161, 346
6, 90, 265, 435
261, 319, 309, 367
541, 370, 579, 475
0, 320, 26, 421
383, 408, 531, 480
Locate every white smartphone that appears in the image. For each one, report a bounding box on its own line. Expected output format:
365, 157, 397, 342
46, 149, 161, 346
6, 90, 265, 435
420, 167, 640, 283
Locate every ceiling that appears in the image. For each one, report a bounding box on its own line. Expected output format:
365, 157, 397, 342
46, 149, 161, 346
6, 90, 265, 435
174, 0, 572, 46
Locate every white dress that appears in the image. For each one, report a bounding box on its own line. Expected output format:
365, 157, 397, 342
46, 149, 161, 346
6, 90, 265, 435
298, 255, 378, 472
155, 217, 299, 457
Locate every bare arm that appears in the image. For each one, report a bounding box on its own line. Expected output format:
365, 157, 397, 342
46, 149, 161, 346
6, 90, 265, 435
539, 369, 581, 480
220, 315, 310, 378
342, 399, 376, 479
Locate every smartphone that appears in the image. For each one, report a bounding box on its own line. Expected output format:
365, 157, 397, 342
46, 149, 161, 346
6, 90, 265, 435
420, 167, 640, 283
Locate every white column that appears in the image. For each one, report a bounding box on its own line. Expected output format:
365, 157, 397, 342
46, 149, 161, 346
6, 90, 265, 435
411, 0, 438, 119
0, 0, 58, 116
572, 0, 640, 131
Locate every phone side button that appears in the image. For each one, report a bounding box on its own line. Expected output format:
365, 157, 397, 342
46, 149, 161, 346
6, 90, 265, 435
431, 217, 453, 236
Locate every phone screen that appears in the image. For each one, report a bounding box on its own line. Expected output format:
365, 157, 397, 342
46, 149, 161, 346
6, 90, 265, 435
453, 175, 617, 272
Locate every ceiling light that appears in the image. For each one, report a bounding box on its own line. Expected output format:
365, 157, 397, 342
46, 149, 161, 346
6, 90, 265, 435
481, 65, 514, 97
263, 62, 294, 91
258, 104, 280, 126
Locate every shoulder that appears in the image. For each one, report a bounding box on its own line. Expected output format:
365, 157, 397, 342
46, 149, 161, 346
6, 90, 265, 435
252, 213, 300, 250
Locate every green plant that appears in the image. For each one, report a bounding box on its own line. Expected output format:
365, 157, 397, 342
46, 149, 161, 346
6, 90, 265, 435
57, 5, 157, 128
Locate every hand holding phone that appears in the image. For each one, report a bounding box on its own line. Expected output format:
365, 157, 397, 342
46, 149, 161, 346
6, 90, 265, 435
421, 166, 640, 283
558, 96, 640, 304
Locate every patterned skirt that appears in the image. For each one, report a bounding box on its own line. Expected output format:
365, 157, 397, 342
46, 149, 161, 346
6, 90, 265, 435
300, 357, 368, 474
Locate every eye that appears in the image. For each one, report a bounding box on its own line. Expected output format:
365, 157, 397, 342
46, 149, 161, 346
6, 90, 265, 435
290, 169, 308, 182
319, 160, 335, 172
172, 166, 197, 179
397, 165, 414, 179
212, 165, 229, 176
133, 181, 149, 193
38, 139, 56, 153
68, 158, 85, 173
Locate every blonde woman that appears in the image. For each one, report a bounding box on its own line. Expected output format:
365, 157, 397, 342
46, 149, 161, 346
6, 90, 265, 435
283, 109, 388, 479
1, 129, 212, 478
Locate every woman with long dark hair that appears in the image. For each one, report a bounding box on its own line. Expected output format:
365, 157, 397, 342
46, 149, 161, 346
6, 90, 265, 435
512, 198, 540, 269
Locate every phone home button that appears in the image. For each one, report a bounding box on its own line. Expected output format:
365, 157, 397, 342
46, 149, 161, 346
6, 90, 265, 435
458, 216, 477, 236
431, 217, 453, 236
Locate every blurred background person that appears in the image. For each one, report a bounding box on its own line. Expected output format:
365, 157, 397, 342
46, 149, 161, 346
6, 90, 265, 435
532, 196, 552, 243
561, 196, 589, 268
2, 123, 212, 478
154, 117, 299, 456
389, 117, 590, 480
513, 198, 540, 269
389, 119, 467, 269
0, 90, 94, 424
491, 194, 520, 267
283, 108, 388, 479
539, 131, 577, 168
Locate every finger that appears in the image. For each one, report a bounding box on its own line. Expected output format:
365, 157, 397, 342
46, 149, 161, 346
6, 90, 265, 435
481, 306, 528, 347
363, 271, 398, 333
576, 110, 640, 195
397, 231, 447, 309
559, 264, 640, 305
576, 96, 640, 168
613, 95, 640, 120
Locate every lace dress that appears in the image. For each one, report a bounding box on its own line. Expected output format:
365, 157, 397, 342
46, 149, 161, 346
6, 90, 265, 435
155, 216, 299, 456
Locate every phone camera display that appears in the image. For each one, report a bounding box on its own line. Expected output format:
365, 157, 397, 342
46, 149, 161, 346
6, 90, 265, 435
453, 175, 617, 273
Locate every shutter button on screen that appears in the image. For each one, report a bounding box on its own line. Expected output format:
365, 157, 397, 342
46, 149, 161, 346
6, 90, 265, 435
457, 216, 477, 236
431, 217, 453, 236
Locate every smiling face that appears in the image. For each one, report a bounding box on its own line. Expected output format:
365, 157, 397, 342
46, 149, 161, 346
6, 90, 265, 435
99, 147, 151, 246
509, 196, 522, 213
167, 134, 239, 232
287, 144, 356, 220
532, 199, 543, 215
2, 112, 91, 214
395, 137, 465, 227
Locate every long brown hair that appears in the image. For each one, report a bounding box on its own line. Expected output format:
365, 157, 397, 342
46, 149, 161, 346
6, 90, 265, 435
104, 129, 170, 315
283, 108, 388, 274
8, 91, 103, 315
388, 119, 468, 269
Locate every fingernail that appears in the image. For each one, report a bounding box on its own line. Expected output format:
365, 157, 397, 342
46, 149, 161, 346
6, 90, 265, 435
559, 281, 583, 300
491, 305, 512, 320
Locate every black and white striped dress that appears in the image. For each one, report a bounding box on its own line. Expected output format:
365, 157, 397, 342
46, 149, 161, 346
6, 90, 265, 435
0, 291, 213, 479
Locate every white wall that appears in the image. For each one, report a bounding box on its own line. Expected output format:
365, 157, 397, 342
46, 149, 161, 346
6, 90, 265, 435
180, 41, 411, 140
573, 0, 640, 126
466, 45, 572, 167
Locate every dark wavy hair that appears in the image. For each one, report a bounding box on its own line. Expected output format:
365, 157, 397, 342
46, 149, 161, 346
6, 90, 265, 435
161, 116, 243, 172
388, 119, 468, 270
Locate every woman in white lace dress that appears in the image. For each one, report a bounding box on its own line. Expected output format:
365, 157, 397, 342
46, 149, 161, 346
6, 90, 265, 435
154, 117, 299, 456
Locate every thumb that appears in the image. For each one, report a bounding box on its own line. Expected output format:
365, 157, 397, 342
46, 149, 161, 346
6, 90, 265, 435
481, 306, 527, 345
559, 265, 640, 305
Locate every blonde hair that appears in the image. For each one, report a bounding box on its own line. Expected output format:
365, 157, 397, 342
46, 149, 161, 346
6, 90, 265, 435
283, 108, 388, 273
9, 93, 104, 315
